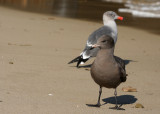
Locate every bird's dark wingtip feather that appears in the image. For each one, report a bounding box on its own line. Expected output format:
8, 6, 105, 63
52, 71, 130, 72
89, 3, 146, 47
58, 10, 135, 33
68, 55, 89, 68
68, 56, 81, 64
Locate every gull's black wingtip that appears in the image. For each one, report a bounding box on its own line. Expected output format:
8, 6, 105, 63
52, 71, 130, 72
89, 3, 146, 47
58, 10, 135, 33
68, 56, 81, 64
68, 55, 89, 68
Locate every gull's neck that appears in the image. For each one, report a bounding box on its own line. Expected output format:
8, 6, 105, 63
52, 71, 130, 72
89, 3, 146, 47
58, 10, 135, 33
103, 20, 117, 34
95, 48, 114, 66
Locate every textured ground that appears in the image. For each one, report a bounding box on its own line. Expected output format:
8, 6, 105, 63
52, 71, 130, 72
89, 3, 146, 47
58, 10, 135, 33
0, 6, 160, 114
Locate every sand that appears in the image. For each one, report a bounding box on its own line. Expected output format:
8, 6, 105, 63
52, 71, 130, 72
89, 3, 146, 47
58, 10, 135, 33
0, 6, 160, 114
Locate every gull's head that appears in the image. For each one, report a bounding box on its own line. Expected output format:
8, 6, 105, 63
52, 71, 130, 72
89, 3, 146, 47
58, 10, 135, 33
103, 11, 123, 23
92, 35, 115, 49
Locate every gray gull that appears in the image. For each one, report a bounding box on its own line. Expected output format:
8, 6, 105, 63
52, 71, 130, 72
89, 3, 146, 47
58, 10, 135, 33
68, 11, 123, 67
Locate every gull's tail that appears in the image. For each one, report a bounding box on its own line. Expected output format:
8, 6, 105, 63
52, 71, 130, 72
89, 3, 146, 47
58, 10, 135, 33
68, 55, 89, 68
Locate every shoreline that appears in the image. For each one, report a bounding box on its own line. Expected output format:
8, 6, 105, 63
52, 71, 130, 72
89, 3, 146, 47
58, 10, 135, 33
0, 4, 160, 35
0, 6, 160, 114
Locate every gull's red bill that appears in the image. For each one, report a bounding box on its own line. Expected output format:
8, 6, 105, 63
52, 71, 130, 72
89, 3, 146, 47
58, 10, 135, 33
117, 16, 123, 21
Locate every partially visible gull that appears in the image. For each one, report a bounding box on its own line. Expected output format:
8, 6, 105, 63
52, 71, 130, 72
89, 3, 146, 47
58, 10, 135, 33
68, 11, 123, 67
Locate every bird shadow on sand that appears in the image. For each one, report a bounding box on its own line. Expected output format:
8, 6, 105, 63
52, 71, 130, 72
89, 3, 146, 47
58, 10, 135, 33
69, 64, 92, 68
79, 64, 92, 68
124, 59, 137, 65
86, 95, 137, 110
102, 95, 137, 106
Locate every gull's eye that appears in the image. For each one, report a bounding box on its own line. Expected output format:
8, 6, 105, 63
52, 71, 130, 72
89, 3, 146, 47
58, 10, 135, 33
110, 13, 116, 18
101, 40, 107, 43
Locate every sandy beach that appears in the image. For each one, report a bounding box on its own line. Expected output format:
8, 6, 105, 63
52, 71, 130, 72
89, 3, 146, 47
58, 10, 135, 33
0, 6, 160, 114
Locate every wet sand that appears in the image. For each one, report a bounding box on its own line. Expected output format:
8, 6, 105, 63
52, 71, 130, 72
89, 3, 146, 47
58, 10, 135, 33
1, 0, 160, 35
0, 6, 160, 114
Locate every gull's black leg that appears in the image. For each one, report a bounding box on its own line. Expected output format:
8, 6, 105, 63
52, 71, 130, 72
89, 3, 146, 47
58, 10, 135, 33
109, 88, 125, 110
96, 86, 102, 107
114, 88, 118, 108
86, 86, 102, 107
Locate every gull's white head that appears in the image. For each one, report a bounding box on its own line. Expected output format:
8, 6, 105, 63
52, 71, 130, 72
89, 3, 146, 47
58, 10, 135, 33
103, 11, 123, 24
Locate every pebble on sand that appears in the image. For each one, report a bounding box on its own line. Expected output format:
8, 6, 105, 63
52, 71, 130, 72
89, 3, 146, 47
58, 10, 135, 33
9, 62, 14, 64
135, 103, 144, 108
122, 86, 137, 92
48, 94, 53, 96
